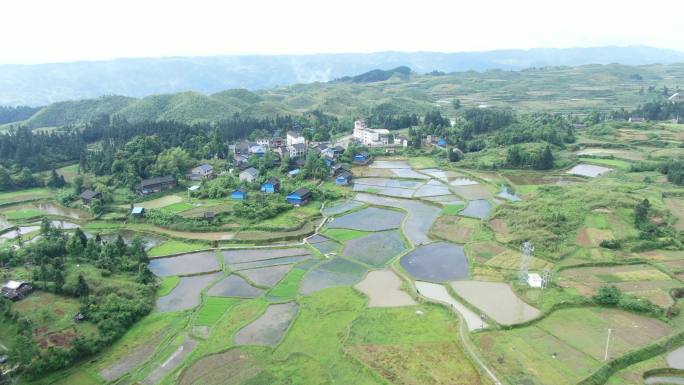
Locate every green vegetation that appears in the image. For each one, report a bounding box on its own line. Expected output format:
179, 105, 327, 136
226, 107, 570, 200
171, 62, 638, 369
268, 269, 306, 299
157, 276, 180, 296
442, 203, 465, 215
195, 297, 240, 326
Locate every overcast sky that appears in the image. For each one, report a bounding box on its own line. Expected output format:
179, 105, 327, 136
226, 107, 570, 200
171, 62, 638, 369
2, 0, 683, 64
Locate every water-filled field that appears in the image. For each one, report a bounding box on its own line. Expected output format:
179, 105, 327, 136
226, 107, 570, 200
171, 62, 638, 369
451, 281, 540, 325
240, 264, 293, 287
234, 302, 299, 347
326, 207, 405, 231
354, 270, 416, 307
459, 199, 493, 219
566, 163, 613, 177
355, 193, 440, 245
207, 275, 265, 298
401, 242, 469, 282
299, 258, 367, 295
157, 272, 222, 312
323, 200, 363, 216
222, 247, 311, 264
342, 230, 407, 267
415, 281, 486, 330
148, 251, 220, 277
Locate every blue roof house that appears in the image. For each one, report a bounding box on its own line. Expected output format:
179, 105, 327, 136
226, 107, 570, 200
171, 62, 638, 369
286, 188, 311, 206
260, 177, 280, 193
335, 171, 352, 186
231, 188, 248, 200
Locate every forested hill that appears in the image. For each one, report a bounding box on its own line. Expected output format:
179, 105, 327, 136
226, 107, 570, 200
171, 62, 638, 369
3, 62, 684, 130
2, 46, 684, 106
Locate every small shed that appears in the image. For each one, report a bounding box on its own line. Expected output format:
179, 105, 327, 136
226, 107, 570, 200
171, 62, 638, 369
203, 211, 215, 220
231, 188, 248, 200
527, 273, 543, 288
131, 207, 145, 217
437, 139, 447, 147
353, 152, 371, 165
287, 169, 300, 178
79, 190, 101, 206
286, 188, 312, 206
1, 280, 33, 301
261, 177, 280, 193
336, 171, 352, 186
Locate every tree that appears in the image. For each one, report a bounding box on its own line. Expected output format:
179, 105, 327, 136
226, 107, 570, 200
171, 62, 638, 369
136, 264, 155, 285
452, 99, 461, 110
46, 169, 66, 188
90, 198, 104, 215
634, 198, 650, 227
152, 147, 194, 179
75, 274, 90, 299
53, 270, 65, 293
0, 165, 13, 190
593, 285, 622, 305
539, 145, 554, 170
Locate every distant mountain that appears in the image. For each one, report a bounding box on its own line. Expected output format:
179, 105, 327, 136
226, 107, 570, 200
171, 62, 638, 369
334, 66, 412, 83
2, 46, 684, 106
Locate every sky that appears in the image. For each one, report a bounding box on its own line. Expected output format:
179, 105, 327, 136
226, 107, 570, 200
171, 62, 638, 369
2, 0, 683, 64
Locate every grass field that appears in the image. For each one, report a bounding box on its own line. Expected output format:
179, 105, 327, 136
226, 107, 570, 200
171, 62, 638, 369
323, 228, 371, 242
157, 276, 180, 297
149, 240, 210, 257
0, 188, 53, 205
195, 297, 240, 326
1, 208, 46, 220
442, 203, 465, 215
159, 202, 195, 214
408, 156, 439, 169
268, 269, 306, 298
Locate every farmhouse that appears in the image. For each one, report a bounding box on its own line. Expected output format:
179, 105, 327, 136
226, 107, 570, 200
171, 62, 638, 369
336, 170, 352, 185
1, 280, 33, 301
233, 141, 250, 156
231, 188, 248, 200
239, 167, 259, 183
353, 152, 371, 165
139, 176, 177, 195
79, 189, 101, 206
261, 177, 280, 193
286, 188, 311, 206
188, 164, 214, 180
288, 143, 307, 158
249, 145, 266, 157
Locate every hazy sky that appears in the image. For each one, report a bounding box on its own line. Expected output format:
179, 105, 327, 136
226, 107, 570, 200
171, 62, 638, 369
2, 0, 683, 64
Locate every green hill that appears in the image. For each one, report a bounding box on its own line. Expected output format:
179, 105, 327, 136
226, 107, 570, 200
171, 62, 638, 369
10, 62, 684, 129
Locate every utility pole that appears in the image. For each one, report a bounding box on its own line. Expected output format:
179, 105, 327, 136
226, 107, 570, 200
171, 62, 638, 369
604, 328, 613, 361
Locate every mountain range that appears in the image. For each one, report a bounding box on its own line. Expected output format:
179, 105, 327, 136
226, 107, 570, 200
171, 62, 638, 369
2, 46, 684, 106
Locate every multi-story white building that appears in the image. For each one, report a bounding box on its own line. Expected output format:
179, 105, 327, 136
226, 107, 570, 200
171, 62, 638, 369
353, 120, 390, 146
287, 131, 306, 146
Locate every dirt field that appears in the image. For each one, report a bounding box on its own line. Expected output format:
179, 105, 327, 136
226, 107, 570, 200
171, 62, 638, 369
354, 270, 416, 307
179, 349, 262, 385
576, 227, 614, 247
451, 281, 540, 325
488, 218, 512, 241
430, 216, 473, 243
234, 302, 298, 347
665, 198, 684, 231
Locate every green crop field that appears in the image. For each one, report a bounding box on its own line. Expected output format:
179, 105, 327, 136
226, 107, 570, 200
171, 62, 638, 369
268, 269, 306, 299
195, 297, 240, 326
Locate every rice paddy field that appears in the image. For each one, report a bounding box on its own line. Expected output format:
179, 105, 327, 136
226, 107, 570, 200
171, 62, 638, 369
9, 142, 684, 385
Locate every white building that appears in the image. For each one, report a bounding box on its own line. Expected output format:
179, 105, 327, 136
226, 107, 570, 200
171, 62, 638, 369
353, 120, 390, 146
527, 273, 543, 288
287, 131, 306, 146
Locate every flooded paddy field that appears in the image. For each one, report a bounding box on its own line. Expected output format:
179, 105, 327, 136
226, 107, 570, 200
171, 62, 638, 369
148, 251, 220, 277
415, 281, 485, 330
207, 275, 265, 298
299, 258, 367, 295
234, 302, 299, 347
239, 264, 293, 287
222, 247, 311, 264
326, 206, 405, 231
355, 193, 440, 245
342, 230, 407, 267
451, 281, 540, 325
157, 272, 222, 312
566, 163, 613, 177
354, 270, 416, 307
400, 242, 469, 282
322, 200, 363, 216
459, 199, 493, 219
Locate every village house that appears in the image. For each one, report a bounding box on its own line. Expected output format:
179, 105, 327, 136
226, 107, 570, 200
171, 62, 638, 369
130, 207, 145, 218
335, 170, 353, 185
239, 167, 259, 183
187, 163, 214, 180
249, 144, 266, 157
287, 130, 306, 146
286, 188, 311, 206
233, 141, 251, 156
231, 188, 248, 200
288, 143, 307, 158
353, 119, 390, 146
79, 189, 101, 206
261, 177, 280, 193
1, 280, 33, 301
353, 151, 371, 165
139, 176, 176, 195
628, 116, 646, 123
